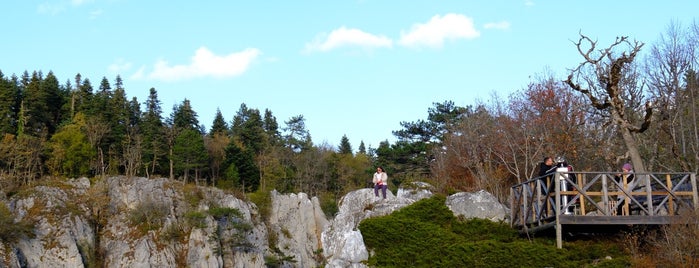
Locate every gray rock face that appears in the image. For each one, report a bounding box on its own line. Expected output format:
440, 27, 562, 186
0, 178, 508, 268
268, 190, 328, 268
11, 180, 94, 268
321, 188, 422, 268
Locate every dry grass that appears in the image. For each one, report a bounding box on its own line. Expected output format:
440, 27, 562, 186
626, 209, 699, 267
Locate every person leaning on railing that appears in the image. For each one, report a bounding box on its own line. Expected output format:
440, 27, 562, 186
538, 156, 556, 193
613, 163, 636, 215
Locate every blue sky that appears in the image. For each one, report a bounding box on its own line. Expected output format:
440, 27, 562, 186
2, 1, 697, 149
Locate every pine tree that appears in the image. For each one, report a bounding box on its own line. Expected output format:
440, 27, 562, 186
209, 108, 228, 136
338, 135, 352, 155
141, 88, 167, 177
263, 109, 281, 145
0, 71, 20, 135
358, 141, 366, 155
171, 99, 200, 132
283, 115, 312, 152
173, 128, 208, 184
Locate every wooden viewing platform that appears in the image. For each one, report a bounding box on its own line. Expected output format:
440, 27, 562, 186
510, 171, 699, 248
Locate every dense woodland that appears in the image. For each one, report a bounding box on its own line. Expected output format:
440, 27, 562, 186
1, 22, 699, 205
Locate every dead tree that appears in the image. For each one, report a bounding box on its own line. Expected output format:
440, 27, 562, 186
564, 34, 652, 173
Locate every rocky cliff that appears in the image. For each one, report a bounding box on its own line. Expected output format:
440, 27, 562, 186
0, 177, 508, 268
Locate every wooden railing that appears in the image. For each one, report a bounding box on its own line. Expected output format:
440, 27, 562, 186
511, 171, 698, 227
510, 171, 698, 248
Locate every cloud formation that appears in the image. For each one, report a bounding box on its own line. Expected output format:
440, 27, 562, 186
145, 47, 261, 81
398, 13, 480, 48
304, 26, 393, 53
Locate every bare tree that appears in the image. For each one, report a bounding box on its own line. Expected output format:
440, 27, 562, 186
565, 34, 652, 173
644, 21, 696, 172
84, 116, 110, 178
122, 128, 142, 178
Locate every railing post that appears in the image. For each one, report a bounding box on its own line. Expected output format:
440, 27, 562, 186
691, 173, 698, 209
510, 186, 515, 227
644, 174, 654, 216
555, 172, 562, 249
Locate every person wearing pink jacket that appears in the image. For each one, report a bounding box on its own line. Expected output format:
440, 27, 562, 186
372, 166, 388, 199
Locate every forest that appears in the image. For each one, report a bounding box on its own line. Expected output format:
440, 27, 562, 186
1, 22, 699, 208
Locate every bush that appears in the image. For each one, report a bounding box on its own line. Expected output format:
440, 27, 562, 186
358, 196, 629, 267
128, 199, 168, 233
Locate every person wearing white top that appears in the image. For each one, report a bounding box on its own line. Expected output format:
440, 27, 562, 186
372, 167, 388, 199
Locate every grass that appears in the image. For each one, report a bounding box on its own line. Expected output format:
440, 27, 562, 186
358, 195, 630, 267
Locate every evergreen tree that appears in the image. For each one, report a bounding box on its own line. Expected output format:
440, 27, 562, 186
141, 88, 167, 177
338, 135, 352, 155
263, 108, 281, 145
40, 71, 66, 135
171, 99, 200, 132
237, 108, 266, 154
283, 115, 312, 152
0, 71, 20, 135
209, 108, 228, 136
358, 141, 366, 155
22, 71, 53, 136
173, 128, 208, 184
75, 76, 94, 116
107, 82, 131, 175
224, 141, 259, 192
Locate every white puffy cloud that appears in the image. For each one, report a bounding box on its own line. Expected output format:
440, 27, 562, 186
304, 26, 393, 53
484, 21, 510, 30
146, 47, 261, 81
398, 13, 480, 48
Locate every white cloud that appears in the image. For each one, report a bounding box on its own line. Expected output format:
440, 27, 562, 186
108, 59, 132, 74
398, 13, 480, 49
484, 21, 510, 30
130, 66, 145, 80
145, 47, 261, 81
304, 26, 393, 53
525, 0, 535, 7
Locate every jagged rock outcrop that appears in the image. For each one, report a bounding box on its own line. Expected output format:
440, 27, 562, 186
0, 178, 508, 268
322, 186, 425, 268
268, 190, 328, 268
9, 178, 94, 268
0, 177, 327, 268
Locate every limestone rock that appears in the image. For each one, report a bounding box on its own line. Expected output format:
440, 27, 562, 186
446, 190, 509, 222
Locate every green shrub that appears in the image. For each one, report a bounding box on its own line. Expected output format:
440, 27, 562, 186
208, 207, 243, 221
359, 196, 630, 267
184, 211, 208, 229
248, 191, 271, 221
128, 199, 168, 233
319, 192, 338, 218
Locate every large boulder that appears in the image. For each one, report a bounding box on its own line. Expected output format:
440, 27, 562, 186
446, 190, 509, 222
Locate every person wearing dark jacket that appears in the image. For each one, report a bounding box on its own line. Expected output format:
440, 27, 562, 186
538, 157, 556, 193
